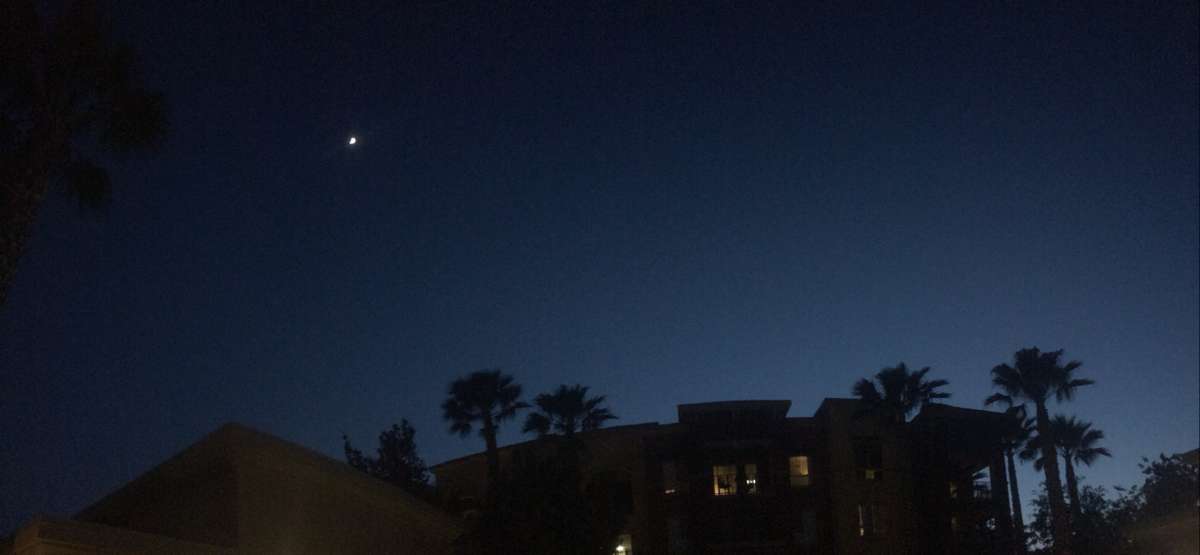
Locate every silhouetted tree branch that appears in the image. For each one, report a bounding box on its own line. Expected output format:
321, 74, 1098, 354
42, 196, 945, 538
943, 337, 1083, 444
1, 0, 167, 307
343, 419, 431, 498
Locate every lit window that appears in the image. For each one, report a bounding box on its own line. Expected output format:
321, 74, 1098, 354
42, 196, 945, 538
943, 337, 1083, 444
948, 482, 958, 499
744, 463, 758, 494
789, 455, 811, 488
612, 534, 632, 555
712, 464, 738, 496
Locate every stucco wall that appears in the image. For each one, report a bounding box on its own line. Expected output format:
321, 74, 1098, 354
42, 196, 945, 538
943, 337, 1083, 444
232, 442, 460, 554
6, 517, 231, 555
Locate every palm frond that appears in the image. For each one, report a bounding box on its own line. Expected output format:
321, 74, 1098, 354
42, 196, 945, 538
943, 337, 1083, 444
852, 378, 881, 402
442, 369, 527, 437
853, 363, 949, 422
984, 393, 1014, 407
522, 383, 616, 436
523, 412, 551, 436
495, 400, 529, 421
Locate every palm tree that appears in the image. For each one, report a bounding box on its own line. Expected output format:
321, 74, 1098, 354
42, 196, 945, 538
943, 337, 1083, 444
442, 369, 528, 497
1022, 415, 1111, 526
852, 362, 950, 423
522, 384, 617, 438
1, 1, 167, 307
1000, 406, 1034, 553
986, 347, 1092, 554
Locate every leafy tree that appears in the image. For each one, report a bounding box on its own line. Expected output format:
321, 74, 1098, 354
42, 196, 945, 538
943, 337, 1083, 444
1022, 416, 1111, 524
1137, 453, 1199, 518
1029, 484, 1133, 555
442, 369, 528, 498
523, 384, 617, 438
1105, 485, 1143, 530
986, 347, 1092, 552
1028, 452, 1196, 554
1, 0, 167, 307
851, 362, 950, 423
343, 420, 431, 498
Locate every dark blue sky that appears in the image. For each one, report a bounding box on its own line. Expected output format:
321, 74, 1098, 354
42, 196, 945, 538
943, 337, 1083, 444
2, 1, 1197, 532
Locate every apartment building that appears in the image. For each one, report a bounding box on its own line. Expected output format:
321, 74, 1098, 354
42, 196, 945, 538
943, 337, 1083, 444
432, 398, 1014, 555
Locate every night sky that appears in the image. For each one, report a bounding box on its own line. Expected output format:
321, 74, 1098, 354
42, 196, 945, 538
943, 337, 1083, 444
2, 1, 1197, 533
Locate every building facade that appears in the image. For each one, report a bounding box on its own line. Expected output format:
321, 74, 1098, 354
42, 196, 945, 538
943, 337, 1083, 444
433, 398, 1016, 555
4, 424, 462, 555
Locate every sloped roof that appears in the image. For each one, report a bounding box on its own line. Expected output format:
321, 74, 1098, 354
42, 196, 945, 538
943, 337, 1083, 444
77, 423, 460, 541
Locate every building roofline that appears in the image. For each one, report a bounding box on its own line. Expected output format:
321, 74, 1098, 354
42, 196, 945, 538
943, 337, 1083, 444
911, 403, 1008, 421
76, 422, 458, 531
676, 399, 792, 420
429, 399, 1009, 471
430, 422, 660, 470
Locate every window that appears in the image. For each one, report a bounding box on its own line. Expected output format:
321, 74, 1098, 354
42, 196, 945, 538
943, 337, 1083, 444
612, 534, 632, 555
744, 463, 758, 494
789, 455, 811, 488
948, 482, 958, 499
854, 440, 883, 481
857, 504, 885, 537
663, 462, 678, 495
713, 464, 737, 495
712, 464, 738, 496
712, 463, 761, 496
972, 477, 991, 500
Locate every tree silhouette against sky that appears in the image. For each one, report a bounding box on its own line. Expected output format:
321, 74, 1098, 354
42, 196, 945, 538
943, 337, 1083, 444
1022, 415, 1111, 527
441, 369, 527, 501
523, 384, 617, 439
987, 347, 1093, 554
1, 1, 167, 307
852, 362, 950, 424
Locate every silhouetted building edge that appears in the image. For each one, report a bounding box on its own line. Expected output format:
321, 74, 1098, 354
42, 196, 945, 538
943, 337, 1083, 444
5, 423, 461, 554
433, 398, 1016, 555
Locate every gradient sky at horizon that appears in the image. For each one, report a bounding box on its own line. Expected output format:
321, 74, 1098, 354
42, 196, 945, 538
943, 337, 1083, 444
2, 1, 1197, 533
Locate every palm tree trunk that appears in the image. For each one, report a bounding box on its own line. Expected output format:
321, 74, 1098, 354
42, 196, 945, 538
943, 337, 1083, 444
1006, 448, 1027, 554
1035, 402, 1071, 554
482, 417, 499, 503
1063, 455, 1082, 526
